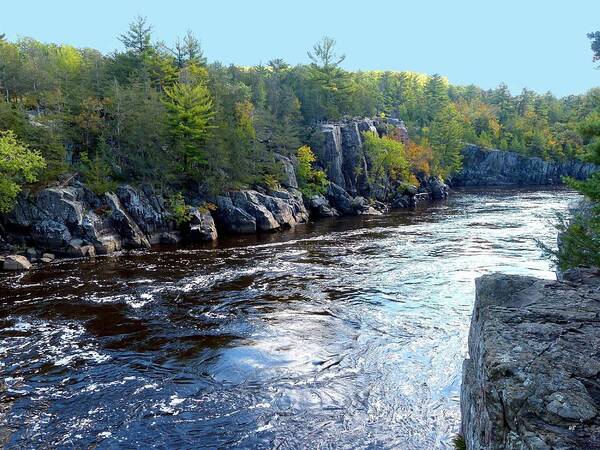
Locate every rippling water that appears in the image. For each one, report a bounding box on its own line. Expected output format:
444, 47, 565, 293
0, 188, 579, 449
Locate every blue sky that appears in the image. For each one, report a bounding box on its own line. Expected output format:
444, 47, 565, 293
2, 0, 600, 97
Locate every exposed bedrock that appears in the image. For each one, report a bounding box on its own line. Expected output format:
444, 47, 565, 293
454, 145, 599, 186
315, 117, 410, 198
461, 269, 600, 449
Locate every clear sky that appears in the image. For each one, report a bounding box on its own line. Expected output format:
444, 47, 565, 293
2, 0, 600, 97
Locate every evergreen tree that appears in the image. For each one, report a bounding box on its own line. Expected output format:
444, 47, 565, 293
424, 74, 449, 123
119, 16, 153, 55
306, 36, 355, 120
428, 104, 464, 176
163, 82, 214, 173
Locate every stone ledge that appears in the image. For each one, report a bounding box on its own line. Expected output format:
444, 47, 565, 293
461, 269, 600, 449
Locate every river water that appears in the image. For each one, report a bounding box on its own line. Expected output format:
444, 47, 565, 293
0, 188, 578, 449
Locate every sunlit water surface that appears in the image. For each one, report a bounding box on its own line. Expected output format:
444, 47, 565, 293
0, 188, 579, 449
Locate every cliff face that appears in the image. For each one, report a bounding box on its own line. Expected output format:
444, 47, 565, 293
453, 145, 598, 186
462, 270, 600, 450
315, 118, 412, 197
317, 119, 376, 196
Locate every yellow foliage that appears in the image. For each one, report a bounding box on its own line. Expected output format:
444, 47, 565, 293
405, 141, 434, 177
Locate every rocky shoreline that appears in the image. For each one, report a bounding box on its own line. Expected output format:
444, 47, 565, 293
461, 269, 600, 449
3, 123, 599, 271
0, 118, 449, 270
453, 145, 598, 187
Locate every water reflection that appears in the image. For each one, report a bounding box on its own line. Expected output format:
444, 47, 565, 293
0, 188, 578, 449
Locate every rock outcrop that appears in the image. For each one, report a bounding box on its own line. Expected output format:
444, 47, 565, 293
0, 117, 450, 266
454, 145, 599, 186
309, 117, 444, 216
212, 189, 309, 234
461, 270, 600, 449
315, 118, 410, 199
1, 182, 209, 259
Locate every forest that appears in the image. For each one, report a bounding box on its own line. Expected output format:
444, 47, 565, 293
1, 17, 600, 214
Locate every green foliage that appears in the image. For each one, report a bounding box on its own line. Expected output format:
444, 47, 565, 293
0, 130, 46, 213
167, 192, 192, 225
551, 207, 600, 271
0, 22, 596, 205
296, 145, 328, 197
79, 142, 117, 195
163, 81, 214, 173
305, 36, 356, 120
588, 31, 600, 65
119, 15, 153, 55
550, 33, 600, 270
428, 104, 465, 177
452, 434, 466, 450
362, 131, 410, 184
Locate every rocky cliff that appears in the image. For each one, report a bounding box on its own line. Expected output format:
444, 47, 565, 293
453, 145, 599, 186
313, 117, 447, 209
461, 269, 600, 449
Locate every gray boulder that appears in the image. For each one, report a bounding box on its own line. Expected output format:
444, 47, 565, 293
116, 185, 172, 243
213, 196, 257, 234
3, 255, 32, 271
306, 195, 339, 218
104, 193, 151, 248
461, 270, 600, 449
31, 219, 72, 250
424, 177, 449, 200
230, 191, 280, 232
274, 154, 299, 189
188, 207, 218, 241
326, 182, 355, 215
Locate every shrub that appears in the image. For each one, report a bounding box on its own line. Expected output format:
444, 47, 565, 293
452, 434, 466, 450
405, 141, 434, 178
0, 130, 46, 213
79, 146, 117, 195
362, 131, 410, 184
296, 145, 329, 197
167, 192, 192, 225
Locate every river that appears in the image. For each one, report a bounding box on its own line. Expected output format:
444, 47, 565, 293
0, 187, 579, 449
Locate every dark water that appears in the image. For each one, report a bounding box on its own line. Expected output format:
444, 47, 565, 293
0, 188, 578, 449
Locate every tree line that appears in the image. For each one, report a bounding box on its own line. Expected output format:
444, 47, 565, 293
1, 17, 600, 213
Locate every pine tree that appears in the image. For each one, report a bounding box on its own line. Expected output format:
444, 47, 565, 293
428, 104, 464, 176
424, 74, 449, 123
163, 82, 214, 173
119, 16, 152, 55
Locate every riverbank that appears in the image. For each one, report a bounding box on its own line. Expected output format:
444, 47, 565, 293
461, 268, 600, 449
0, 118, 453, 271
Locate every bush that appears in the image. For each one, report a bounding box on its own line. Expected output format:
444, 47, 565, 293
405, 141, 434, 178
79, 147, 117, 195
452, 434, 466, 450
296, 145, 329, 197
362, 131, 410, 184
167, 192, 192, 225
0, 130, 46, 213
550, 203, 600, 271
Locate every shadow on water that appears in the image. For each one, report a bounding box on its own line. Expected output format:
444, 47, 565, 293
0, 187, 578, 449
